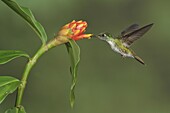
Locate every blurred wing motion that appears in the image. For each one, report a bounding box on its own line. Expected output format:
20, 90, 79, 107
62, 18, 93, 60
121, 23, 154, 47
121, 24, 139, 36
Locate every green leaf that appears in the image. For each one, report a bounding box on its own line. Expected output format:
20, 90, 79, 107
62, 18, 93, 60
2, 0, 47, 44
0, 50, 29, 65
65, 40, 80, 108
5, 106, 26, 113
5, 107, 18, 113
0, 76, 21, 104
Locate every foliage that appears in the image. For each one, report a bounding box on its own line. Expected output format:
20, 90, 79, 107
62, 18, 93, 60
0, 0, 87, 112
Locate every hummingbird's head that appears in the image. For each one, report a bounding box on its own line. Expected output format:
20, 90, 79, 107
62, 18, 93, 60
97, 32, 113, 41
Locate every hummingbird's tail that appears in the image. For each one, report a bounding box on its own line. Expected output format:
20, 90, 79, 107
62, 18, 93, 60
134, 56, 145, 65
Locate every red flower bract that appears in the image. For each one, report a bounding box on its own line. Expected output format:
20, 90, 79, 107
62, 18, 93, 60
58, 20, 92, 40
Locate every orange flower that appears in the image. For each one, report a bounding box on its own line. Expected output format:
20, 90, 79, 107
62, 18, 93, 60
58, 20, 92, 40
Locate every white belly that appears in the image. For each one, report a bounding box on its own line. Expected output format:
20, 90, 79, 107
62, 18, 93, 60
107, 41, 133, 58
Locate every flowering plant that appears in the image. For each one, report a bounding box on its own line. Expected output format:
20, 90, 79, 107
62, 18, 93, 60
0, 0, 92, 112
59, 20, 92, 40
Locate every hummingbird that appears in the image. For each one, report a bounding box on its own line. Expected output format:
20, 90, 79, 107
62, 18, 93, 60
97, 23, 153, 65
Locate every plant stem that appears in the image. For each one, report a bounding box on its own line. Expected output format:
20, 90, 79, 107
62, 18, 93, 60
15, 45, 46, 107
15, 36, 69, 107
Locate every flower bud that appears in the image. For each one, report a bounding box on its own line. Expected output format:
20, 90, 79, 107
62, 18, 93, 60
58, 20, 92, 40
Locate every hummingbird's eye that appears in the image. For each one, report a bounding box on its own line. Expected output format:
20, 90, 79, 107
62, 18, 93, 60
101, 34, 106, 37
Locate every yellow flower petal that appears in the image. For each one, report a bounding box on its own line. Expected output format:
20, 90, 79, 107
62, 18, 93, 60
80, 27, 86, 33
77, 24, 84, 29
82, 34, 93, 38
74, 29, 80, 35
70, 23, 77, 29
77, 20, 83, 23
72, 20, 76, 23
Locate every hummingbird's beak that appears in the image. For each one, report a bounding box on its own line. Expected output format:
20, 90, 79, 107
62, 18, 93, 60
90, 35, 98, 38
90, 33, 108, 41
91, 34, 105, 40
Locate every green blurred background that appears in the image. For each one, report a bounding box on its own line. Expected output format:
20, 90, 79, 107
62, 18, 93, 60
0, 0, 170, 113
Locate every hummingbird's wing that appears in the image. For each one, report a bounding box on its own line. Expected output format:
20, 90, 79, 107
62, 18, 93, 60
121, 24, 139, 37
121, 23, 153, 47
